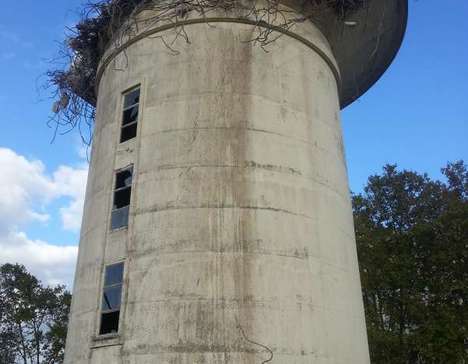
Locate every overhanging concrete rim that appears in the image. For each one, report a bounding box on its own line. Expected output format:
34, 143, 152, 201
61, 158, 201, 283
95, 17, 342, 97
335, 0, 409, 108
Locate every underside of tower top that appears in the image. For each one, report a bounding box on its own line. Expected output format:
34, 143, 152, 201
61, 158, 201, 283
55, 0, 407, 110
306, 0, 408, 107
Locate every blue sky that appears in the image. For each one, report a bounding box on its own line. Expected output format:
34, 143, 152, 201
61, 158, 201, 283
343, 0, 468, 188
0, 0, 467, 286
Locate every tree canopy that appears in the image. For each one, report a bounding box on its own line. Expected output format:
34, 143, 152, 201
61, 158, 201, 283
0, 264, 71, 364
354, 161, 468, 363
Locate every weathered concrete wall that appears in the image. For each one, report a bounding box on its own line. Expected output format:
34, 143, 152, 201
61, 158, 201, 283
65, 10, 370, 364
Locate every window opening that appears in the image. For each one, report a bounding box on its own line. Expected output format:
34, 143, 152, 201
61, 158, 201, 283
120, 87, 140, 143
111, 166, 133, 230
99, 262, 124, 335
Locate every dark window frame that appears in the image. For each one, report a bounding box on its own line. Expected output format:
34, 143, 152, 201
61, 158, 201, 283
120, 86, 141, 143
111, 165, 133, 230
99, 262, 124, 336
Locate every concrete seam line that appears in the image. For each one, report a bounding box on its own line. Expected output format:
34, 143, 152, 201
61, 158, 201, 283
95, 17, 342, 95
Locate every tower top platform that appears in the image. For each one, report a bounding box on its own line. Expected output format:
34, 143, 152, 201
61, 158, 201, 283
59, 0, 408, 109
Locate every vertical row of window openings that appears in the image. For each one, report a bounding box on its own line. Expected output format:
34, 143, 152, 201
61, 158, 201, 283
120, 87, 140, 143
100, 262, 124, 335
100, 88, 139, 335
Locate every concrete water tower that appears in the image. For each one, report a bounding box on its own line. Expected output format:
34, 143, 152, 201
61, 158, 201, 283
64, 0, 407, 362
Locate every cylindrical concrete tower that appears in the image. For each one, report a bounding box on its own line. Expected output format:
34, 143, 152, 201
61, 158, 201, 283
64, 1, 407, 363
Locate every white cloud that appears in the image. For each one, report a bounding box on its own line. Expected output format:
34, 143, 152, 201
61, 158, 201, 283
1, 231, 78, 287
53, 165, 89, 232
60, 198, 85, 232
0, 148, 88, 233
0, 148, 55, 230
0, 148, 88, 287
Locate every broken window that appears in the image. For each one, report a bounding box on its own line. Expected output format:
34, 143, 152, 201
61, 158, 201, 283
111, 166, 133, 230
120, 87, 140, 143
99, 262, 124, 335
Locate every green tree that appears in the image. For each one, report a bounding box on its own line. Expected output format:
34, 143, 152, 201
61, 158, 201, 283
354, 162, 467, 363
0, 264, 71, 364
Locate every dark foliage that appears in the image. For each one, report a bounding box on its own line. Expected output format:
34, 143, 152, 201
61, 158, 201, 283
0, 264, 71, 364
354, 161, 468, 363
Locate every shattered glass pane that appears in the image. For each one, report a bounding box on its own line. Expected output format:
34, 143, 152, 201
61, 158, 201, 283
123, 88, 140, 109
115, 168, 133, 189
102, 286, 122, 311
122, 106, 138, 126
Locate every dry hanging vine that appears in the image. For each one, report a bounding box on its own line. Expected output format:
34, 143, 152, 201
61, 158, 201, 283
46, 0, 365, 144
